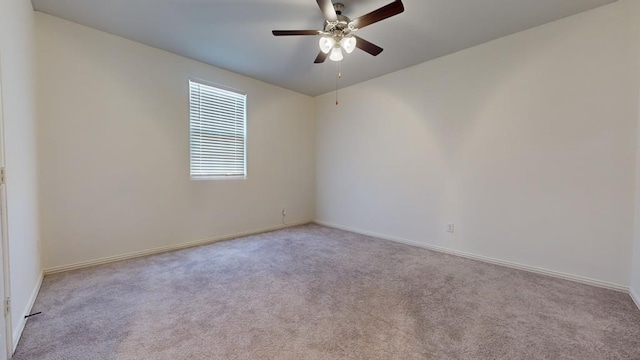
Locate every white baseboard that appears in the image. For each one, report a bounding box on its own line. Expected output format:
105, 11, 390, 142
12, 271, 44, 352
630, 287, 640, 311
43, 221, 311, 275
314, 220, 628, 293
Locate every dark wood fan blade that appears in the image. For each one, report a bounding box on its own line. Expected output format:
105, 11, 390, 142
314, 51, 328, 64
350, 0, 404, 30
272, 30, 320, 36
353, 35, 383, 56
316, 0, 338, 22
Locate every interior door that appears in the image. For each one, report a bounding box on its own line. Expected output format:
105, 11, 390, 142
0, 53, 10, 360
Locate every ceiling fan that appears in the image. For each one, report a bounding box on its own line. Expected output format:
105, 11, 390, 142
272, 0, 405, 63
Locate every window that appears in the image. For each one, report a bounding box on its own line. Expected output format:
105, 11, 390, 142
189, 79, 246, 179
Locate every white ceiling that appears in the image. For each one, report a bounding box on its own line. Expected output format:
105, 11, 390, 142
31, 0, 617, 96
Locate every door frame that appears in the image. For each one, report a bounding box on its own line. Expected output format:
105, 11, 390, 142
0, 51, 13, 359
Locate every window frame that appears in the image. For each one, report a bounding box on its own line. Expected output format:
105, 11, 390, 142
188, 78, 247, 180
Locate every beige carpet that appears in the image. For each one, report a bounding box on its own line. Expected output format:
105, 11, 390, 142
13, 224, 640, 359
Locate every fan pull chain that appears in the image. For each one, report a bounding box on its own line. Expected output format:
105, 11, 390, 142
335, 61, 342, 105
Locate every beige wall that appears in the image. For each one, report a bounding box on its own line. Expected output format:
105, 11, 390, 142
316, 0, 640, 288
0, 0, 41, 347
36, 13, 315, 270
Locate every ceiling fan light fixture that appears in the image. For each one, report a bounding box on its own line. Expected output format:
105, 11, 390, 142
340, 35, 356, 54
330, 46, 344, 62
319, 36, 334, 54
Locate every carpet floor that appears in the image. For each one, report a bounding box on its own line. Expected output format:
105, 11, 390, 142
13, 224, 640, 359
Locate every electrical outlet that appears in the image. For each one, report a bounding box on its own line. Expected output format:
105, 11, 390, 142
447, 223, 454, 233
282, 208, 287, 217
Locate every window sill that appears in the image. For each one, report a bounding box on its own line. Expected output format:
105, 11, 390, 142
190, 175, 247, 181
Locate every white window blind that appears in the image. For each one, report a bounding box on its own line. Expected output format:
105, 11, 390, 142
189, 80, 246, 179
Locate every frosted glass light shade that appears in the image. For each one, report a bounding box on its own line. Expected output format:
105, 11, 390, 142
341, 36, 356, 54
329, 47, 343, 61
319, 37, 334, 54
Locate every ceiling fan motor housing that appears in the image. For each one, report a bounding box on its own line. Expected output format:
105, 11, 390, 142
324, 3, 351, 38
